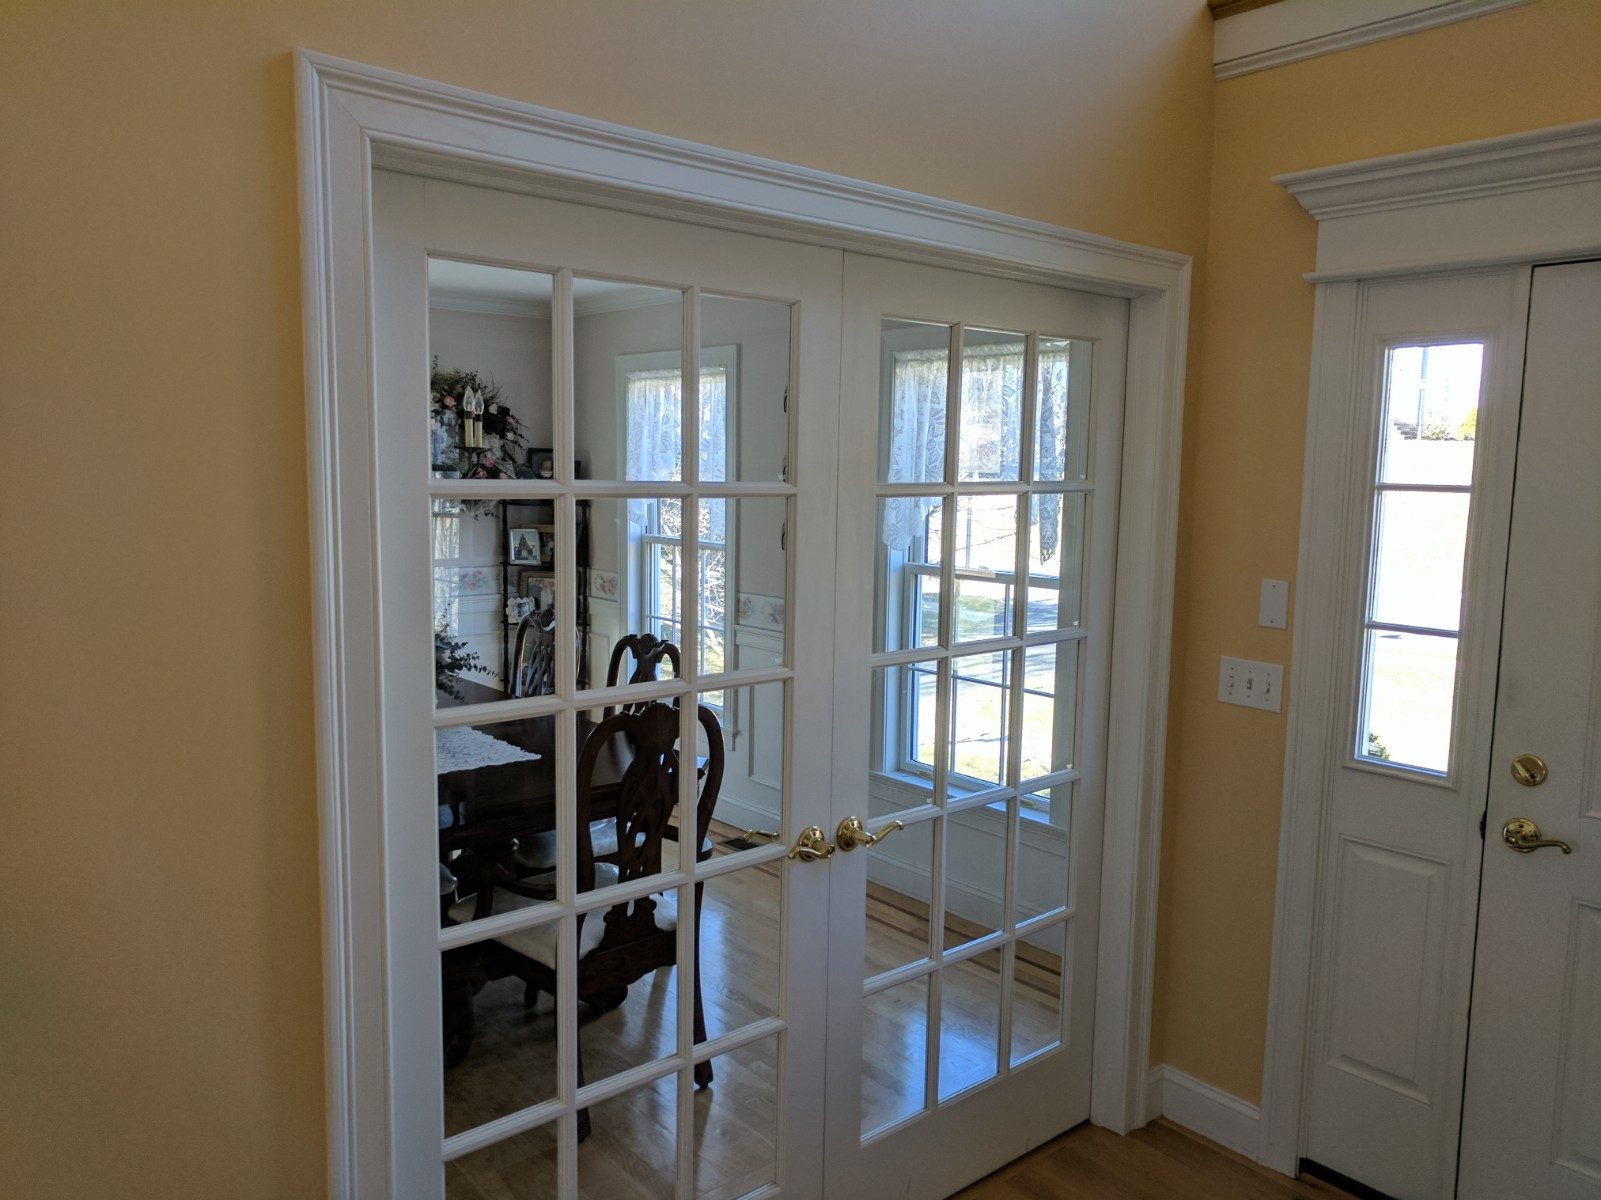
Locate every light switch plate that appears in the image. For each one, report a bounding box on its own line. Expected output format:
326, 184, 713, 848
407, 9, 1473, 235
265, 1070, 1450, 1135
1259, 579, 1289, 629
1219, 655, 1284, 712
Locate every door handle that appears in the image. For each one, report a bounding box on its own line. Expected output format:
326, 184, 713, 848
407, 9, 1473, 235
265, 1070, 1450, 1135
1502, 817, 1573, 854
1510, 754, 1549, 787
787, 825, 835, 862
835, 816, 904, 852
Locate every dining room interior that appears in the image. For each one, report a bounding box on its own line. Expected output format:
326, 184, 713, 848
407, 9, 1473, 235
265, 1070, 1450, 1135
427, 261, 1073, 1199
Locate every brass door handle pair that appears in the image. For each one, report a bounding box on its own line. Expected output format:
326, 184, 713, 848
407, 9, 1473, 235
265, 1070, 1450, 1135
1502, 754, 1574, 854
787, 817, 905, 861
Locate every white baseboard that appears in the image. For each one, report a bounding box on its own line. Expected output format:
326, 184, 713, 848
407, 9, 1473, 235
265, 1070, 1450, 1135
1144, 1065, 1263, 1162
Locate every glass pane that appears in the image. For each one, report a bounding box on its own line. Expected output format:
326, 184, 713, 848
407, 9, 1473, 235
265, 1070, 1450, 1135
1360, 630, 1459, 773
869, 661, 940, 794
948, 652, 1009, 799
875, 495, 944, 652
1371, 490, 1470, 631
694, 1036, 779, 1199
705, 495, 787, 685
938, 948, 1002, 1100
447, 1115, 558, 1199
1015, 788, 1071, 922
429, 260, 556, 483
579, 1074, 678, 1199
1027, 493, 1087, 633
957, 328, 1026, 482
865, 813, 935, 979
1379, 342, 1483, 487
862, 976, 930, 1135
584, 497, 685, 700
1011, 922, 1066, 1065
942, 807, 1004, 951
1033, 337, 1091, 482
700, 862, 781, 1036
573, 890, 680, 1085
574, 279, 684, 482
704, 680, 784, 847
952, 495, 1019, 644
703, 294, 791, 484
438, 713, 565, 933
1020, 641, 1078, 784
880, 319, 951, 485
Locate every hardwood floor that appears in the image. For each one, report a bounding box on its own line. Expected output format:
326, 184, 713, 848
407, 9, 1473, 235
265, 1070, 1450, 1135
957, 1120, 1352, 1200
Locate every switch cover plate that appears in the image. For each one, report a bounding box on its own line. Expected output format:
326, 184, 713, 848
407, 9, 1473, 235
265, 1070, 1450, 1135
1259, 579, 1289, 629
1219, 655, 1284, 712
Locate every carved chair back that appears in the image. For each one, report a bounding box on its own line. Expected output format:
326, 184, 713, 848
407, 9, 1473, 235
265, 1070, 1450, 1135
510, 609, 557, 699
603, 632, 681, 715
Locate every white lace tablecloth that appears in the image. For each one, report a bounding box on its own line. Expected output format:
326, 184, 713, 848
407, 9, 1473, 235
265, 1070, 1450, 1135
435, 725, 541, 775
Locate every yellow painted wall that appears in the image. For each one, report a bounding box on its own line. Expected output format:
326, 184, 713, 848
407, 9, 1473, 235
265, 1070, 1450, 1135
1150, 0, 1601, 1103
0, 3, 1213, 1195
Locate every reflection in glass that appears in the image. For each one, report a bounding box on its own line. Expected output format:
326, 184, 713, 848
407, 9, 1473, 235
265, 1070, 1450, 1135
579, 1074, 678, 1200
573, 279, 684, 482
1370, 490, 1470, 631
447, 1115, 559, 1199
957, 329, 1026, 482
938, 949, 1001, 1100
1027, 493, 1087, 633
875, 496, 944, 653
941, 810, 1003, 951
1033, 337, 1091, 482
952, 495, 1018, 643
1011, 923, 1066, 1065
948, 652, 1009, 797
880, 319, 951, 485
700, 864, 781, 1036
864, 815, 934, 979
1015, 792, 1072, 921
1379, 343, 1483, 487
703, 294, 792, 483
428, 260, 556, 483
862, 976, 929, 1135
1361, 630, 1458, 773
694, 1037, 780, 1198
1020, 641, 1077, 783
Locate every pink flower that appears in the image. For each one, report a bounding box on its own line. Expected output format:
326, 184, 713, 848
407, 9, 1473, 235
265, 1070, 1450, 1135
442, 396, 455, 408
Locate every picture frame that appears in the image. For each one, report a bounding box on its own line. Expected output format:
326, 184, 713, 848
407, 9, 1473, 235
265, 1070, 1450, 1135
527, 447, 555, 479
508, 527, 542, 565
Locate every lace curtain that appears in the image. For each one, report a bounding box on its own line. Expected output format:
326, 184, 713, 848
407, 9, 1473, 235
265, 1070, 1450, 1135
880, 347, 1068, 560
624, 366, 729, 532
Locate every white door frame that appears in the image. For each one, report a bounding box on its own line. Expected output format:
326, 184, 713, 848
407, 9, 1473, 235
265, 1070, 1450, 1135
295, 49, 1190, 1198
1261, 118, 1601, 1177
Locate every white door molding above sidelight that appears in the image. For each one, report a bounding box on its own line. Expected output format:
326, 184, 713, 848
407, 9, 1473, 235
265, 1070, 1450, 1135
1261, 120, 1601, 1180
295, 50, 1190, 1198
1275, 118, 1601, 281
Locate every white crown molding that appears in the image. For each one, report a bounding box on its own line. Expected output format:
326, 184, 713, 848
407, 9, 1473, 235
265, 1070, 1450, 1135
428, 290, 550, 318
1215, 0, 1530, 80
297, 48, 1190, 1195
1276, 119, 1601, 279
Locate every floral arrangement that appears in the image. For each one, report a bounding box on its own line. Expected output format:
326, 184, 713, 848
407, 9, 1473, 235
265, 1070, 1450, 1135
431, 361, 528, 479
435, 623, 492, 700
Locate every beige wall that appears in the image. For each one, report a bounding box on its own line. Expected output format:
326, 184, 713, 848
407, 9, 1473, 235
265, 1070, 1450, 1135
0, 3, 1212, 1196
1150, 0, 1601, 1103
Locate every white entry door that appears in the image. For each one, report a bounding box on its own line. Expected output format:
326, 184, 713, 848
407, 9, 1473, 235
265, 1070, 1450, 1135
1458, 260, 1601, 1200
823, 255, 1127, 1198
371, 170, 844, 1198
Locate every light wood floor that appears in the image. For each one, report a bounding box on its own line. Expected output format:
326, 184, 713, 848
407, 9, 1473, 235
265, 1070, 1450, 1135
957, 1120, 1352, 1200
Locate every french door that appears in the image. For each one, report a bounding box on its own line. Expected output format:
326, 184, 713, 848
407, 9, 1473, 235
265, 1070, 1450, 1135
823, 256, 1127, 1198
370, 174, 1129, 1199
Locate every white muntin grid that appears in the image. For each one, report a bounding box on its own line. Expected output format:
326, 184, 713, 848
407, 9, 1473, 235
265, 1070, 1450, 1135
861, 319, 1098, 1136
429, 268, 800, 1199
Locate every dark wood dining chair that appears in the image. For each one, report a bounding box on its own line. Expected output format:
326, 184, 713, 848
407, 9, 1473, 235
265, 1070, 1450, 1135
603, 632, 680, 717
510, 609, 557, 698
445, 700, 725, 1137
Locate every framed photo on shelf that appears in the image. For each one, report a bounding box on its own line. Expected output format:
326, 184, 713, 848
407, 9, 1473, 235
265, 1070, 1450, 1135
508, 527, 542, 565
527, 447, 555, 479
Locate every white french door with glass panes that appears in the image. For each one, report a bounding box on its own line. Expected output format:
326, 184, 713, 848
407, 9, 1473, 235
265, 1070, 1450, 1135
372, 170, 844, 1199
825, 255, 1127, 1199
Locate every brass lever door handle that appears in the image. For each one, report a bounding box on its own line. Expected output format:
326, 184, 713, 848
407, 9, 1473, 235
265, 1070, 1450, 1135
835, 816, 904, 852
1502, 817, 1573, 854
787, 825, 835, 862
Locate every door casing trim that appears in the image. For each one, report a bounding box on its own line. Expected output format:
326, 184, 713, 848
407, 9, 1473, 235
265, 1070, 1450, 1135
295, 48, 1190, 1197
1263, 118, 1601, 1179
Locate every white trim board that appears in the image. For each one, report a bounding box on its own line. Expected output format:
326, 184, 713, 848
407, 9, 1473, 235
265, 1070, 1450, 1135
296, 49, 1189, 1197
1214, 0, 1530, 80
1145, 1066, 1263, 1161
1260, 120, 1601, 1180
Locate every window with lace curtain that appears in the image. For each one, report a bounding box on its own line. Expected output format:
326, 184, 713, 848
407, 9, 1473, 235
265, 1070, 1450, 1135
620, 347, 737, 695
